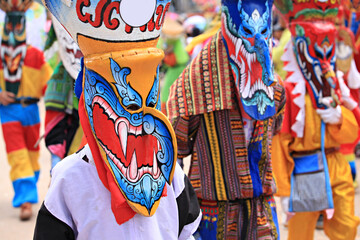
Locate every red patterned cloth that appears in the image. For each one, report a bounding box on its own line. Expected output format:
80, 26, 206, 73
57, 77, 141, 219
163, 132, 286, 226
167, 31, 233, 120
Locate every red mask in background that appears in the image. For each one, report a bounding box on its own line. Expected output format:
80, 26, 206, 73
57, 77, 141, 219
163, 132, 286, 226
289, 21, 340, 108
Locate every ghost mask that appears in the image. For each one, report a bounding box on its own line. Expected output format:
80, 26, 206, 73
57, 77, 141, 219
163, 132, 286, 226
51, 16, 83, 79
290, 22, 340, 108
221, 0, 276, 120
43, 0, 177, 224
1, 11, 27, 93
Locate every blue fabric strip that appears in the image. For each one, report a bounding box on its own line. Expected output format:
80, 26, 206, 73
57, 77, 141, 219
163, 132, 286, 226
198, 215, 218, 240
74, 57, 84, 99
248, 141, 263, 198
321, 121, 334, 209
269, 203, 280, 240
349, 161, 356, 179
289, 172, 294, 212
293, 153, 320, 174
34, 170, 40, 182
0, 103, 40, 126
12, 176, 38, 207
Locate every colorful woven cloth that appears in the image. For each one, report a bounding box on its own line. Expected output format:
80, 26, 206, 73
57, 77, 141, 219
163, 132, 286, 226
171, 103, 284, 201
167, 31, 233, 119
198, 196, 278, 240
167, 30, 286, 239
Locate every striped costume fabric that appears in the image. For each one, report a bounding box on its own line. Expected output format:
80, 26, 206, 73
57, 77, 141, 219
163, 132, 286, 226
198, 196, 279, 240
167, 31, 233, 118
167, 31, 285, 239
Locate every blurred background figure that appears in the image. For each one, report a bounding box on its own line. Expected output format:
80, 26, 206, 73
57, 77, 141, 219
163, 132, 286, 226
43, 16, 84, 171
158, 13, 189, 114
183, 15, 207, 46
336, 1, 360, 188
272, 7, 291, 81
0, 0, 51, 221
184, 0, 221, 60
272, 7, 286, 46
272, 1, 360, 239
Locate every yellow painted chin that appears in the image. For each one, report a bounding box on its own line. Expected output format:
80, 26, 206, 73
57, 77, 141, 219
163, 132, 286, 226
129, 198, 161, 217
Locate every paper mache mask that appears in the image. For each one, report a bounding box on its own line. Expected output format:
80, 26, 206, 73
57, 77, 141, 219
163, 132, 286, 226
51, 16, 82, 79
221, 0, 276, 120
291, 22, 339, 108
275, 0, 341, 108
0, 0, 31, 94
43, 0, 177, 222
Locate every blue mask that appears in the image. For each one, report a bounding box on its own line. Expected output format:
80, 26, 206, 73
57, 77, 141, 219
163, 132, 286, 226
221, 0, 276, 120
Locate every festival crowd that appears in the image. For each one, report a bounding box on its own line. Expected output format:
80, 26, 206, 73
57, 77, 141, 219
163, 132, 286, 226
0, 0, 359, 239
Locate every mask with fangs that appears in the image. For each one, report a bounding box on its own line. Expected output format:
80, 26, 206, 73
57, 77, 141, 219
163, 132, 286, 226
82, 49, 177, 217
42, 0, 177, 223
290, 22, 340, 109
221, 0, 276, 120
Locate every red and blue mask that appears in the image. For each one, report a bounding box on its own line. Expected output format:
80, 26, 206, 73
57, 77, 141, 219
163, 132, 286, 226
43, 0, 177, 221
82, 49, 176, 216
290, 22, 340, 108
221, 0, 276, 120
1, 11, 27, 94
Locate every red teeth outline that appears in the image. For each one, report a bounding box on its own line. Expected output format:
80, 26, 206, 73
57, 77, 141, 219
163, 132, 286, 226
92, 96, 161, 183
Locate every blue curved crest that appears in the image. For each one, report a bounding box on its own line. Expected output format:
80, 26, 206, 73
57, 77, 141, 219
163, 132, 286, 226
83, 63, 143, 128
111, 59, 142, 109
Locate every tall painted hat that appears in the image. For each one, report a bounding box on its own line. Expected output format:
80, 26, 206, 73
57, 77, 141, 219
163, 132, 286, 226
43, 0, 171, 56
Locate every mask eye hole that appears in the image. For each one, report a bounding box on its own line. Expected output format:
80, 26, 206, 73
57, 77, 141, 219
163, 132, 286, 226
326, 49, 333, 59
243, 26, 252, 35
261, 28, 267, 35
315, 49, 323, 59
148, 102, 156, 108
127, 104, 140, 111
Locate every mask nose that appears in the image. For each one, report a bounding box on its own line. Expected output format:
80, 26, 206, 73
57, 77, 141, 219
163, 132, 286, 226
254, 33, 275, 86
